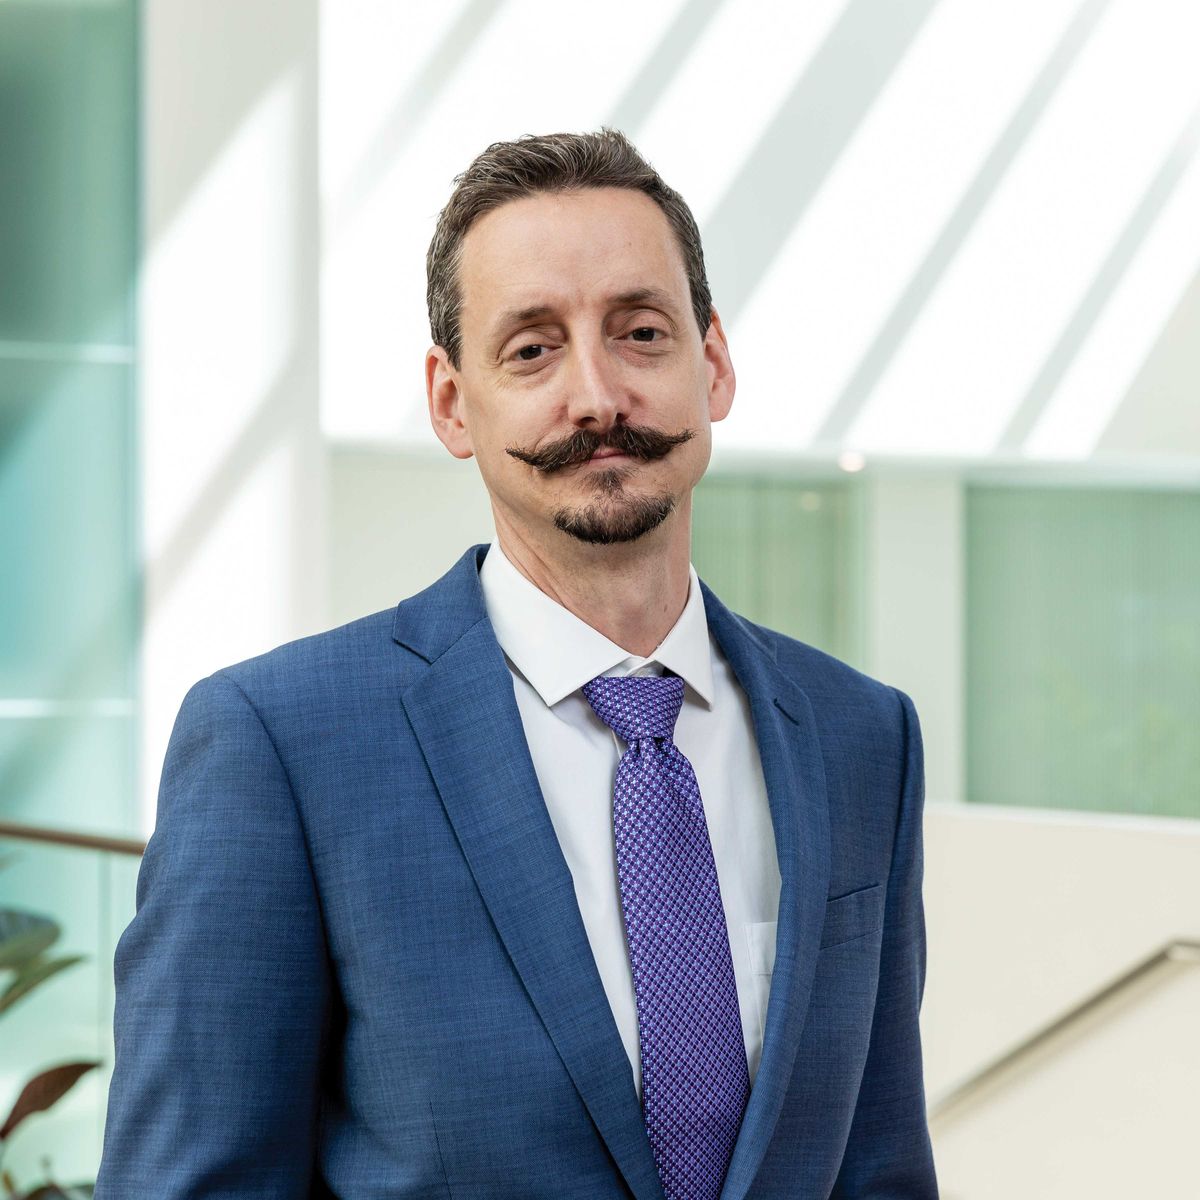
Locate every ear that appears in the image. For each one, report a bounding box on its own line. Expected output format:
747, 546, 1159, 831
426, 345, 475, 460
703, 307, 735, 423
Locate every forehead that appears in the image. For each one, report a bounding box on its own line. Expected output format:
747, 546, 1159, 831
457, 187, 690, 331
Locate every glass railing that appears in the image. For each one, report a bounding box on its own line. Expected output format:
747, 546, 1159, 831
0, 823, 142, 1196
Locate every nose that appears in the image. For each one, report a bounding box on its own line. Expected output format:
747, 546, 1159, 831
563, 333, 632, 434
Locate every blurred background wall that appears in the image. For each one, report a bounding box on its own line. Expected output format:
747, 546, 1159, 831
1, 0, 1197, 1195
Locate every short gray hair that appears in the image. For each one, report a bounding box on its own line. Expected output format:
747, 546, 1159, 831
426, 127, 713, 369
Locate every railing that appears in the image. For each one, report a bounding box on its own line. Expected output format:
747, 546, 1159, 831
0, 819, 145, 857
929, 937, 1200, 1122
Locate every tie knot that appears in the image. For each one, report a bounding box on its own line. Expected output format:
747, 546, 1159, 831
581, 673, 684, 743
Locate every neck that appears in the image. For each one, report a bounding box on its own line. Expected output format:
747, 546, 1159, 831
492, 502, 693, 658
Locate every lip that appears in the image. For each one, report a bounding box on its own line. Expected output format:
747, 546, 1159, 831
586, 449, 630, 462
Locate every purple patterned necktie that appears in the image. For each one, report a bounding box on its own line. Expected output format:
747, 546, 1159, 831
581, 672, 749, 1200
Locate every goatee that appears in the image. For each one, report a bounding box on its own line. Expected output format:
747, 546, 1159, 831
553, 486, 676, 545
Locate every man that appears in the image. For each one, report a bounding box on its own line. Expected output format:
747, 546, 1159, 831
96, 129, 937, 1199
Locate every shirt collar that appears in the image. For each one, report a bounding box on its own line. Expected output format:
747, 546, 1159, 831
479, 540, 715, 710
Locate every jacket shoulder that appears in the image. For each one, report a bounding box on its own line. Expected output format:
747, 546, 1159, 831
189, 605, 422, 714
736, 614, 908, 728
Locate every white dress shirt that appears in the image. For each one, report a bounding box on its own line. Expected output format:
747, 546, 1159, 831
479, 540, 782, 1098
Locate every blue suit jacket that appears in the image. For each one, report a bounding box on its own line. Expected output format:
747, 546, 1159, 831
96, 543, 937, 1199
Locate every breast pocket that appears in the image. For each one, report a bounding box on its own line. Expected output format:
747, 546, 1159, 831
819, 882, 883, 950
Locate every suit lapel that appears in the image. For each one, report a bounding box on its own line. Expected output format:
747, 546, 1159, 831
700, 584, 831, 1200
395, 546, 665, 1200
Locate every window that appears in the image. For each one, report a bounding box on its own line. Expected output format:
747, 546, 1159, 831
692, 474, 859, 664
967, 485, 1200, 819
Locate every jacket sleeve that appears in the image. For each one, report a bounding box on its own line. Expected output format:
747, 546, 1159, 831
831, 686, 939, 1198
95, 670, 332, 1199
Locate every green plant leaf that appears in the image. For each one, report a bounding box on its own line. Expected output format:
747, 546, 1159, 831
0, 1062, 99, 1141
0, 914, 59, 971
0, 957, 84, 1017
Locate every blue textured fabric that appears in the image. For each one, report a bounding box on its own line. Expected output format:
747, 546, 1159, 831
95, 543, 938, 1199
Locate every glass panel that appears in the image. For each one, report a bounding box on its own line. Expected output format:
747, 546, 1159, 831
0, 362, 137, 703
0, 714, 136, 838
967, 485, 1200, 819
0, 0, 137, 347
692, 475, 858, 662
0, 838, 139, 1192
0, 0, 139, 846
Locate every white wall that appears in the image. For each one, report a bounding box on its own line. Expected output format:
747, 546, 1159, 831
861, 474, 965, 806
923, 805, 1200, 1199
139, 0, 326, 830
328, 447, 494, 626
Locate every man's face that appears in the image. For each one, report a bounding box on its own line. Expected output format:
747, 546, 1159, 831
426, 186, 735, 547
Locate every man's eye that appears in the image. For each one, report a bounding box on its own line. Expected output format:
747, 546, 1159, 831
515, 344, 545, 361
628, 327, 661, 342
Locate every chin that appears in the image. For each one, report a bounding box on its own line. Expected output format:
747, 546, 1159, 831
551, 492, 676, 545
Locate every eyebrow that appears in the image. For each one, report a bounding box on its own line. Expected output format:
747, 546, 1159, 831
488, 287, 681, 345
